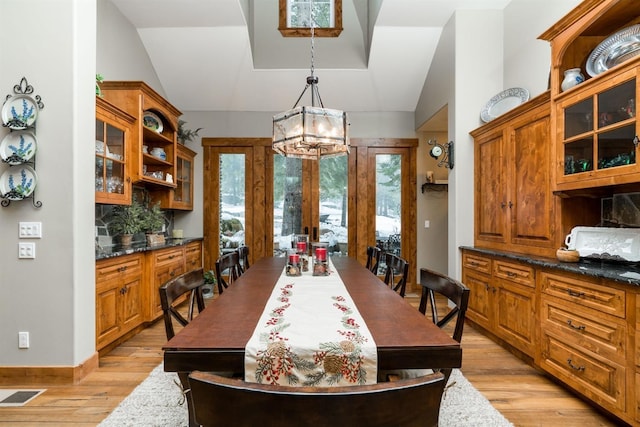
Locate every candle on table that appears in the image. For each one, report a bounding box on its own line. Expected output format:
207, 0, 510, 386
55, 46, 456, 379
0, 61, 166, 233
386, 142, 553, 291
315, 247, 327, 262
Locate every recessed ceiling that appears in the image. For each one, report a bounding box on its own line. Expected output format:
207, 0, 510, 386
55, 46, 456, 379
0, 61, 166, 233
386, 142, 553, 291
109, 0, 511, 113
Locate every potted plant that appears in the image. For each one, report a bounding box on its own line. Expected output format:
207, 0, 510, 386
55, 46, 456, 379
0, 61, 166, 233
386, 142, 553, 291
177, 119, 203, 145
141, 202, 166, 245
203, 269, 216, 299
108, 199, 145, 246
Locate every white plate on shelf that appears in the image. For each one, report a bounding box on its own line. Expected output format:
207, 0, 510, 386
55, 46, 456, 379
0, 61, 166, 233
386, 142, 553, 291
0, 131, 37, 165
1, 95, 38, 130
480, 88, 529, 123
564, 226, 640, 262
0, 165, 38, 200
142, 111, 163, 133
586, 24, 640, 77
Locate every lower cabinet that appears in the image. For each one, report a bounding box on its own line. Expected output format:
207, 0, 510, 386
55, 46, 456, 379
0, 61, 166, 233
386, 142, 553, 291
96, 240, 202, 351
538, 271, 628, 416
462, 248, 638, 425
96, 253, 144, 351
146, 246, 186, 321
461, 252, 536, 356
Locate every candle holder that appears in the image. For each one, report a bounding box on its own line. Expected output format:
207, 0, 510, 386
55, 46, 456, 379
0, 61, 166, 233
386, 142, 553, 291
292, 234, 310, 255
312, 242, 329, 276
286, 251, 302, 276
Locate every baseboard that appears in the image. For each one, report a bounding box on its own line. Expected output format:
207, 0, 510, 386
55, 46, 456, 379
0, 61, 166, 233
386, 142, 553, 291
0, 351, 99, 385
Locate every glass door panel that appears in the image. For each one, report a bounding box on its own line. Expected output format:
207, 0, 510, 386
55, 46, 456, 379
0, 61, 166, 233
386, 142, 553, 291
219, 153, 246, 254
273, 154, 348, 257
375, 154, 402, 274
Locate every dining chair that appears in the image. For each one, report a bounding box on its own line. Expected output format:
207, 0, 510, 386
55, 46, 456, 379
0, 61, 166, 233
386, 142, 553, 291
215, 251, 242, 294
159, 268, 206, 341
365, 245, 381, 274
382, 252, 409, 297
188, 370, 446, 427
237, 245, 250, 273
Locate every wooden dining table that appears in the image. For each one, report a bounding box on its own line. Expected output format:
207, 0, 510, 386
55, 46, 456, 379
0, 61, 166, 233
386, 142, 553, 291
163, 256, 462, 426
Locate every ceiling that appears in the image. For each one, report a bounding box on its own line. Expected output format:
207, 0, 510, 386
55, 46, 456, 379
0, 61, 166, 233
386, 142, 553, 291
109, 0, 511, 119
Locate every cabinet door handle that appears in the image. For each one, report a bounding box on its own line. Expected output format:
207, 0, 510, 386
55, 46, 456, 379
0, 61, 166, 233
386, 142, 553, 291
566, 358, 585, 372
500, 202, 506, 208
506, 271, 517, 278
119, 287, 127, 295
508, 201, 513, 208
566, 320, 586, 331
566, 288, 585, 298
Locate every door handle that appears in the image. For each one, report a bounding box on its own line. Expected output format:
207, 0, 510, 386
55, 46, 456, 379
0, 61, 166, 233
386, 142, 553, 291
304, 226, 309, 235
313, 227, 318, 240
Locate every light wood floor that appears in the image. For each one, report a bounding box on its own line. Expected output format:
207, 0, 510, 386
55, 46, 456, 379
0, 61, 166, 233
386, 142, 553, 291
0, 294, 624, 426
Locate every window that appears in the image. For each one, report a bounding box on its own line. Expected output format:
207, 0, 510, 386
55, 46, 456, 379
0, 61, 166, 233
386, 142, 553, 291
279, 0, 343, 37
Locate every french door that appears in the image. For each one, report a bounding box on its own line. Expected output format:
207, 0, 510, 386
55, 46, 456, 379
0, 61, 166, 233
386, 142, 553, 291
203, 137, 416, 287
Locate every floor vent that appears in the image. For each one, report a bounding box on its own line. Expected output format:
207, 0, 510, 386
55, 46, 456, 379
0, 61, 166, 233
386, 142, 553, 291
0, 389, 45, 406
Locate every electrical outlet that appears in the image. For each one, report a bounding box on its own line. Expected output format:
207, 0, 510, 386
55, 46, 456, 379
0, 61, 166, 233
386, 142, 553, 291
18, 242, 36, 259
18, 332, 29, 348
19, 222, 42, 238
424, 220, 430, 228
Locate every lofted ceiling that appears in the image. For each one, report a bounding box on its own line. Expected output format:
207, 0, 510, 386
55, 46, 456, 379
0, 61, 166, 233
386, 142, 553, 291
109, 0, 511, 116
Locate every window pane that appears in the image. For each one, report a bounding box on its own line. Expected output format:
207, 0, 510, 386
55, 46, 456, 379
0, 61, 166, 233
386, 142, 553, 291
319, 155, 347, 256
219, 154, 246, 254
376, 154, 401, 273
273, 155, 303, 255
288, 0, 334, 28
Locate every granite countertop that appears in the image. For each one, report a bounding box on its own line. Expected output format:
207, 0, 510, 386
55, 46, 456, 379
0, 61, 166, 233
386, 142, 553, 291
460, 246, 640, 287
96, 237, 203, 261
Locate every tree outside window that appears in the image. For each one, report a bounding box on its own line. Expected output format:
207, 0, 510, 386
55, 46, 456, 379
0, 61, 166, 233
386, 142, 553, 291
279, 0, 343, 37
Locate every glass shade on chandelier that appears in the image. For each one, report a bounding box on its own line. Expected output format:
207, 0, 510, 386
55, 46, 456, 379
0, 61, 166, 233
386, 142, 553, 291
273, 104, 349, 160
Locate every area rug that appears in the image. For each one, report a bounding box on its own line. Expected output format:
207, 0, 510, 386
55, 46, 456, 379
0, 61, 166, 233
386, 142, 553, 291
99, 364, 512, 426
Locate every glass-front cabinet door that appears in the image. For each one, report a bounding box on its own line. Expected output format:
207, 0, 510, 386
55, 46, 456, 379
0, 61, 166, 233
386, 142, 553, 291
556, 68, 638, 190
172, 144, 196, 210
95, 97, 134, 205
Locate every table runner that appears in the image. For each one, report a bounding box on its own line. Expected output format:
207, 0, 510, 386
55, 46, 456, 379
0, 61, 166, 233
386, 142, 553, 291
244, 258, 378, 386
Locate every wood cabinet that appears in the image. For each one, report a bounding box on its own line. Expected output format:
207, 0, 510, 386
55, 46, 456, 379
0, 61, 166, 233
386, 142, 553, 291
151, 144, 196, 210
95, 253, 144, 350
461, 251, 536, 357
146, 246, 185, 321
471, 92, 557, 258
95, 240, 203, 351
95, 97, 135, 205
539, 0, 640, 193
538, 271, 629, 416
100, 81, 181, 191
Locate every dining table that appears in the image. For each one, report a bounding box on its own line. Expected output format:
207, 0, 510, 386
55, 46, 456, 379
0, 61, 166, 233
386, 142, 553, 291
163, 255, 462, 426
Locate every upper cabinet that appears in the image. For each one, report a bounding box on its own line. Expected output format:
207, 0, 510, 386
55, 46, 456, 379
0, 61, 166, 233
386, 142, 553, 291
95, 97, 135, 205
100, 81, 182, 191
150, 144, 196, 210
540, 0, 640, 192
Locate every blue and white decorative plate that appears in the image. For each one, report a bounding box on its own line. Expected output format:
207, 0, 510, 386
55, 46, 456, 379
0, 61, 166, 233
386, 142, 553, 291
1, 95, 38, 130
0, 165, 38, 200
0, 131, 37, 165
142, 111, 163, 133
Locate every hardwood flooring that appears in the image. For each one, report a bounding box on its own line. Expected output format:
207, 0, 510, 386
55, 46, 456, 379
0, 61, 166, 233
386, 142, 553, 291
0, 294, 624, 426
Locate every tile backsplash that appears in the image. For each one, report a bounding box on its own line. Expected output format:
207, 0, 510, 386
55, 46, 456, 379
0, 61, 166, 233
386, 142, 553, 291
602, 192, 640, 227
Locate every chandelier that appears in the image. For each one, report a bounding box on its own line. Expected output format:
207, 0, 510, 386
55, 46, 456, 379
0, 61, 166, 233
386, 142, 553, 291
272, 2, 349, 160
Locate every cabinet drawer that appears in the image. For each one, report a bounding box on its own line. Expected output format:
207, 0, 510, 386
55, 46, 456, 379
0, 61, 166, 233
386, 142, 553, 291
96, 255, 142, 283
493, 260, 534, 288
539, 331, 626, 412
541, 296, 626, 361
185, 242, 202, 270
462, 253, 491, 275
153, 247, 184, 266
540, 272, 625, 318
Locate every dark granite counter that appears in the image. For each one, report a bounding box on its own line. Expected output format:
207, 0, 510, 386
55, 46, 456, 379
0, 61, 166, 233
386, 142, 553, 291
96, 237, 203, 261
460, 246, 640, 287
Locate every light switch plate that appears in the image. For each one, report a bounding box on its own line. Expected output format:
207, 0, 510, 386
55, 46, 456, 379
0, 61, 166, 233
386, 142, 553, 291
18, 242, 36, 259
19, 222, 42, 238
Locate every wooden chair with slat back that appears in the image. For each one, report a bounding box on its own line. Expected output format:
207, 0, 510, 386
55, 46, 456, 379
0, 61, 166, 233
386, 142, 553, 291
383, 252, 409, 297
188, 371, 446, 427
417, 267, 470, 382
159, 268, 206, 341
237, 245, 250, 273
215, 251, 242, 294
365, 245, 381, 274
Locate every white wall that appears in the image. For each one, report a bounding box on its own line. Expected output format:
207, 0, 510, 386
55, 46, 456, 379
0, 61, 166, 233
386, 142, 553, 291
0, 0, 96, 366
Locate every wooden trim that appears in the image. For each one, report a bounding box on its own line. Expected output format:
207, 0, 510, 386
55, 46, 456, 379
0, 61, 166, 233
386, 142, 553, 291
0, 352, 99, 385
278, 0, 343, 37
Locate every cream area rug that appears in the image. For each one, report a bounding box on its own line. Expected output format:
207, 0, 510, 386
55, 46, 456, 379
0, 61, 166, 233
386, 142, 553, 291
99, 364, 513, 426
